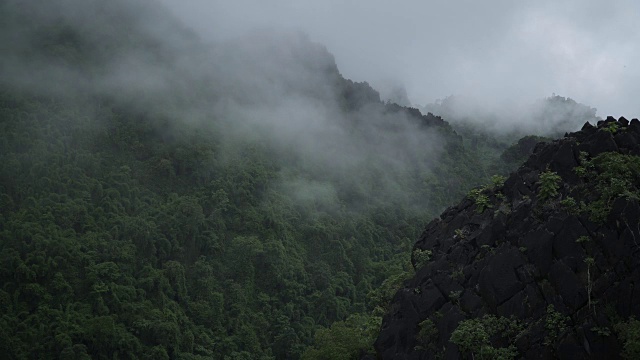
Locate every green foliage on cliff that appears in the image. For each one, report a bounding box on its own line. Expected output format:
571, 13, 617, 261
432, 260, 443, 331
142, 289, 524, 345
538, 170, 562, 201
615, 317, 640, 359
450, 315, 523, 360
575, 152, 640, 222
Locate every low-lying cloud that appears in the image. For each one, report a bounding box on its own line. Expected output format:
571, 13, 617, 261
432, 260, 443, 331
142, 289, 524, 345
162, 0, 639, 119
1, 0, 446, 213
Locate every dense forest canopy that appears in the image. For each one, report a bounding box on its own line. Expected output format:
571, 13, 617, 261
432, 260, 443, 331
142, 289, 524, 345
0, 1, 600, 359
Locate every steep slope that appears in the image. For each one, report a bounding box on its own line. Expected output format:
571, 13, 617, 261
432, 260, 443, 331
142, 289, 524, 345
375, 116, 640, 359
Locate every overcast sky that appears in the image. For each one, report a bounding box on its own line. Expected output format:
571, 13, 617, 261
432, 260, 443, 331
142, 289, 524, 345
161, 0, 639, 118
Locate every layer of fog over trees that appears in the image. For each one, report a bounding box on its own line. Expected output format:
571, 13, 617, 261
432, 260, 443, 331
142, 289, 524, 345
422, 93, 599, 137
2, 0, 602, 213
1, 0, 441, 214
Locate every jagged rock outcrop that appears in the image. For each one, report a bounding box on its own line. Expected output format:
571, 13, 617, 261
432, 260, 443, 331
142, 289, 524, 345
375, 116, 640, 359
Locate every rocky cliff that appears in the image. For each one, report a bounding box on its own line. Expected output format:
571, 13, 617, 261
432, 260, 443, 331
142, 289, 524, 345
375, 116, 640, 359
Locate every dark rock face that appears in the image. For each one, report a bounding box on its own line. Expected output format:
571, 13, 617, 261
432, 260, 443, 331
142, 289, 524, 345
375, 117, 640, 359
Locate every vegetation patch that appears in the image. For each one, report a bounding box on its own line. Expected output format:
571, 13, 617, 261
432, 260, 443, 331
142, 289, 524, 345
615, 317, 640, 359
450, 315, 524, 360
538, 169, 562, 201
543, 304, 569, 346
468, 188, 493, 213
576, 152, 640, 222
417, 318, 439, 349
413, 248, 433, 269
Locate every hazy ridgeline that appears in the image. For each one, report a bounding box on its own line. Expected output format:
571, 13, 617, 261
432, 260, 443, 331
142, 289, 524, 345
0, 1, 600, 359
1, 0, 452, 211
423, 93, 599, 138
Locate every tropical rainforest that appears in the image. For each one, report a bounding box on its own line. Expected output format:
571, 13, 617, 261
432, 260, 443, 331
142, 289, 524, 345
0, 1, 599, 359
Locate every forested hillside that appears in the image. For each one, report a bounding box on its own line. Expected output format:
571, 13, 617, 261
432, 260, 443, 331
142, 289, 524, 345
0, 1, 597, 359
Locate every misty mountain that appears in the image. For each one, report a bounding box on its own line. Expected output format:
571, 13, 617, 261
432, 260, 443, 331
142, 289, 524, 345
423, 93, 600, 139
0, 1, 614, 359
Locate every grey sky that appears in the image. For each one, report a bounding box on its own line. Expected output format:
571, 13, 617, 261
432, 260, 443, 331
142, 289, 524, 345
161, 0, 639, 118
